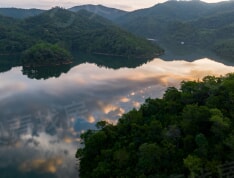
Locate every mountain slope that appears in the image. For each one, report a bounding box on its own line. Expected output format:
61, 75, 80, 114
163, 9, 234, 59
113, 1, 234, 60
0, 8, 163, 58
0, 5, 126, 20
114, 1, 212, 38
114, 1, 234, 39
0, 8, 44, 19
69, 4, 127, 20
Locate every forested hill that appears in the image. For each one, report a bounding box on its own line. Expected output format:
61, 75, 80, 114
0, 8, 44, 19
114, 1, 234, 37
76, 73, 234, 178
1, 1, 234, 59
69, 5, 127, 20
0, 5, 126, 20
114, 1, 234, 60
0, 8, 163, 58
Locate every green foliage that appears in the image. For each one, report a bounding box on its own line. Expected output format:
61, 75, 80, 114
21, 42, 72, 67
77, 73, 234, 177
0, 55, 21, 73
115, 1, 234, 60
213, 39, 234, 60
183, 155, 202, 178
0, 8, 43, 19
0, 8, 163, 58
69, 5, 127, 21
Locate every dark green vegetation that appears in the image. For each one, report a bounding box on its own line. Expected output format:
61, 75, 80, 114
69, 5, 127, 21
114, 1, 234, 60
0, 55, 21, 73
0, 8, 163, 59
0, 166, 56, 178
0, 5, 126, 20
0, 52, 155, 80
1, 1, 234, 60
22, 42, 72, 67
0, 8, 44, 19
22, 65, 72, 80
214, 40, 234, 59
76, 73, 234, 178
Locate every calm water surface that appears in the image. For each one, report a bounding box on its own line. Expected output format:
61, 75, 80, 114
0, 54, 234, 177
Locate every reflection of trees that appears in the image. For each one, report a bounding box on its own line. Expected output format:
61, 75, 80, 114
0, 55, 21, 73
22, 52, 152, 80
72, 52, 152, 69
5, 52, 152, 79
22, 64, 72, 80
0, 65, 12, 73
0, 166, 57, 178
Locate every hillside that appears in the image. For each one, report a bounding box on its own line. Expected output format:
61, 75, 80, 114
1, 1, 233, 60
77, 73, 234, 178
0, 8, 44, 19
0, 5, 126, 20
114, 1, 234, 60
115, 1, 234, 38
0, 8, 163, 59
69, 4, 127, 20
114, 1, 212, 38
164, 10, 234, 59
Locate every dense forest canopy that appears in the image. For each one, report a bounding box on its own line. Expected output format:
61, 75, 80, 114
0, 8, 163, 60
77, 73, 234, 178
21, 42, 72, 67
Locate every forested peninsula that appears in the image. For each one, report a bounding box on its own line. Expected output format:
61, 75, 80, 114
77, 73, 234, 178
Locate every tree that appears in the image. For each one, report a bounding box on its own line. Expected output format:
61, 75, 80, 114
183, 155, 202, 178
77, 73, 234, 178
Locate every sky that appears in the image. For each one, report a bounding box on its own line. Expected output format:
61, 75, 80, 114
0, 0, 229, 11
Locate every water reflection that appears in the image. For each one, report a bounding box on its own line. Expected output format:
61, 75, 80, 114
0, 57, 233, 177
21, 54, 152, 80
0, 55, 21, 73
160, 43, 234, 66
22, 65, 72, 80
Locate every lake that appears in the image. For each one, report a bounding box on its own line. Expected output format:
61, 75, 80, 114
0, 52, 234, 178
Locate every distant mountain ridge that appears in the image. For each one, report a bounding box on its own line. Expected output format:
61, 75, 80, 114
1, 1, 234, 21
112, 0, 234, 60
114, 0, 234, 38
69, 4, 127, 20
0, 8, 44, 19
0, 4, 127, 20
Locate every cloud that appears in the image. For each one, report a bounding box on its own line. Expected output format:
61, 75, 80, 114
120, 97, 130, 103
0, 57, 233, 178
19, 157, 62, 173
87, 115, 96, 123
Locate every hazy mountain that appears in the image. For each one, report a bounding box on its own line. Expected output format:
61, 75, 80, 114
0, 8, 44, 19
0, 5, 126, 20
69, 4, 127, 20
114, 1, 234, 39
112, 1, 234, 60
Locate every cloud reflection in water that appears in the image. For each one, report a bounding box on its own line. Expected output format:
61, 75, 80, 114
0, 58, 233, 177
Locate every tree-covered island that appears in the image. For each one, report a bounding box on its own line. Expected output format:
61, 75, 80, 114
21, 42, 72, 67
